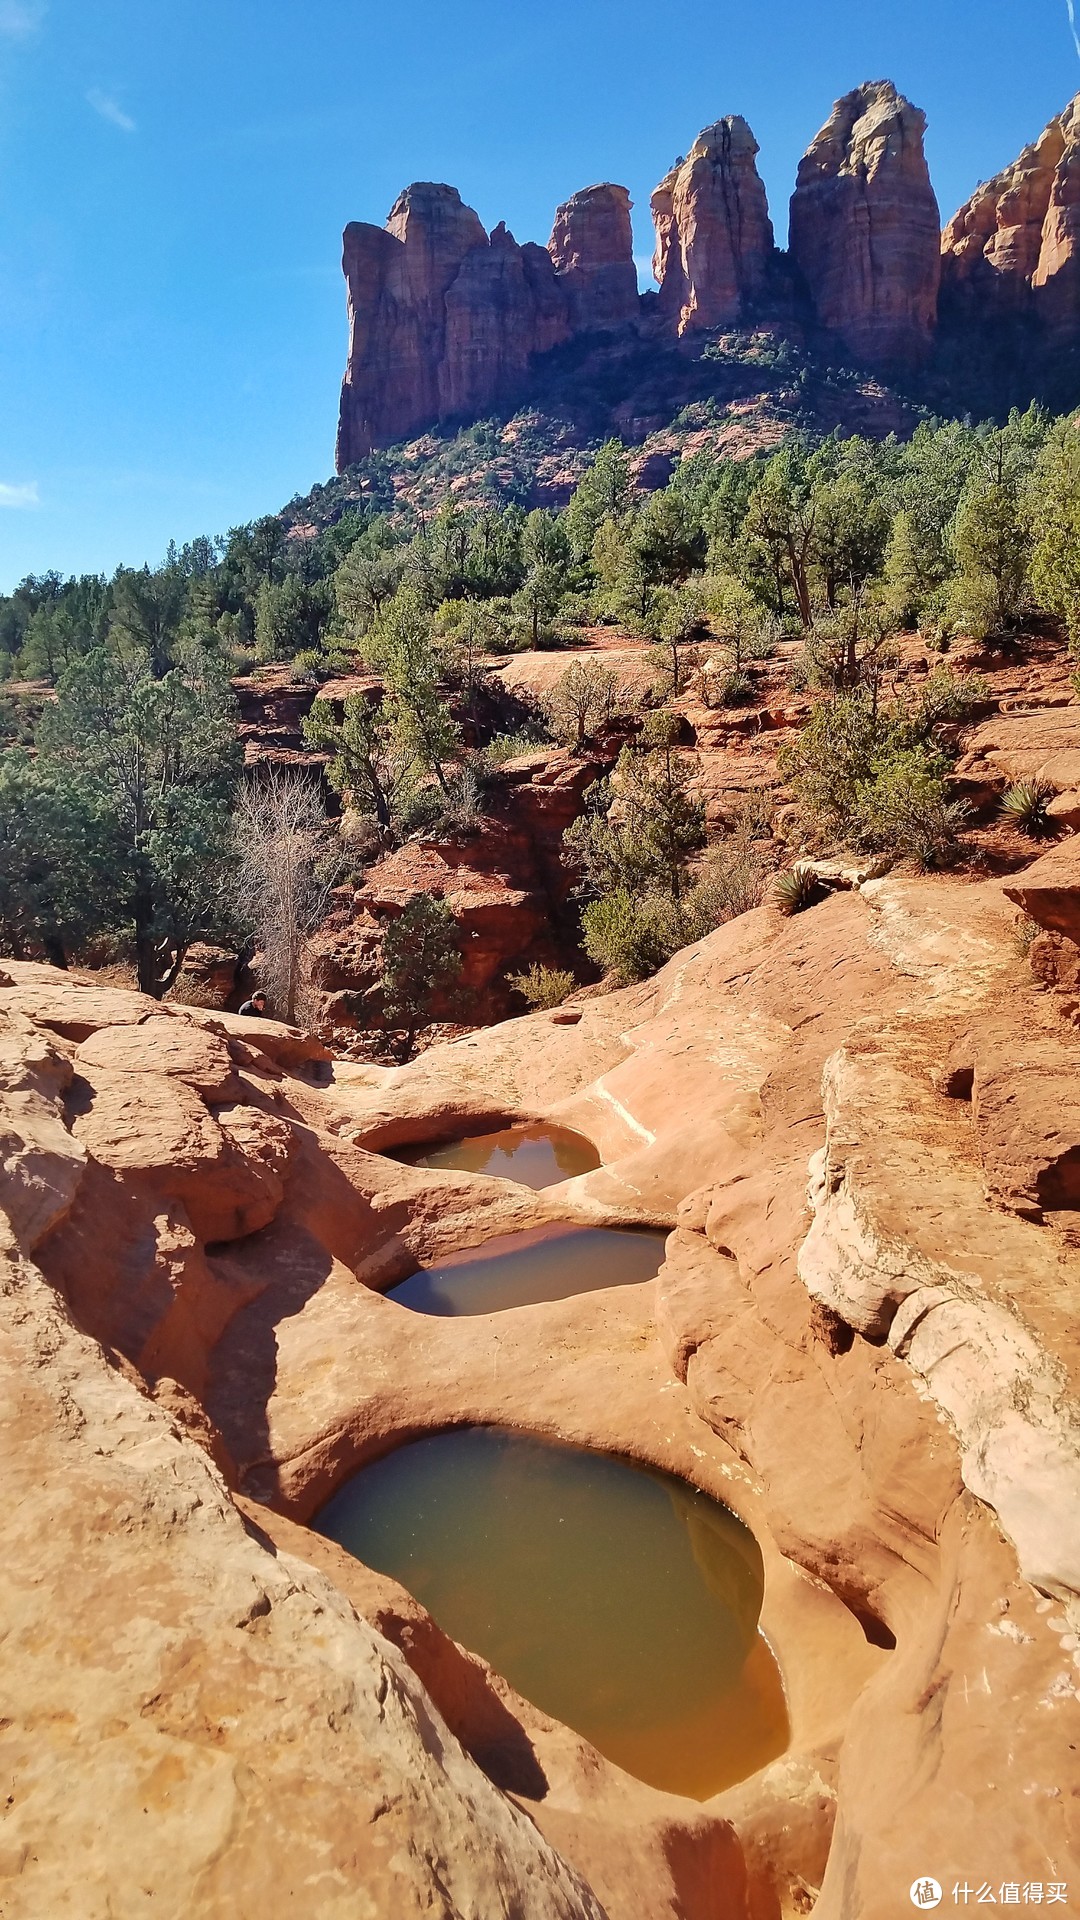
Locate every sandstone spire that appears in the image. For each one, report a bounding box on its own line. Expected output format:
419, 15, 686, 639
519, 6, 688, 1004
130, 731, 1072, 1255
547, 184, 639, 332
336, 177, 642, 469
651, 117, 775, 333
789, 80, 941, 365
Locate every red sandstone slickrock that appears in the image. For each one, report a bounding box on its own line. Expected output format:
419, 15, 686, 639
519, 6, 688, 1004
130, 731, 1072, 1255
3, 828, 1080, 1917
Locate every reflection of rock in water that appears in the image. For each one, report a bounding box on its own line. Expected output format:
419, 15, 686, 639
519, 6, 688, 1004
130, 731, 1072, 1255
666, 1477, 764, 1660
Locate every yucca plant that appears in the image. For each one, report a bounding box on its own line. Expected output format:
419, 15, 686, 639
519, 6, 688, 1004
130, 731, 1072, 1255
999, 779, 1056, 838
772, 864, 820, 916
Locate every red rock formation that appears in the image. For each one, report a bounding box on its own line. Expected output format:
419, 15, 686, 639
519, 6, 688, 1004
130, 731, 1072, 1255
547, 184, 639, 332
651, 118, 775, 333
337, 184, 488, 466
441, 223, 569, 419
337, 177, 641, 468
789, 80, 941, 365
941, 95, 1080, 335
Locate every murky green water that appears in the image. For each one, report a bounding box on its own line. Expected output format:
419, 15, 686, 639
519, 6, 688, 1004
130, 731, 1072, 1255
389, 1223, 668, 1316
316, 1427, 789, 1799
390, 1122, 600, 1189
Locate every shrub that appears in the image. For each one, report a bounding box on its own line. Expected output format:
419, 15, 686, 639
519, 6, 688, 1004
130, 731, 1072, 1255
381, 894, 462, 1060
482, 728, 548, 771
1000, 779, 1056, 838
711, 668, 754, 708
581, 889, 680, 984
693, 837, 770, 923
509, 962, 576, 1010
772, 865, 820, 916
778, 675, 979, 867
855, 752, 971, 867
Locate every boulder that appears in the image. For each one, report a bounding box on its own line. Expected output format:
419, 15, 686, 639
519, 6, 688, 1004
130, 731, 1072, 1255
789, 80, 941, 365
972, 1031, 1080, 1218
1004, 836, 1080, 942
651, 118, 775, 333
74, 1017, 241, 1100
69, 1071, 290, 1244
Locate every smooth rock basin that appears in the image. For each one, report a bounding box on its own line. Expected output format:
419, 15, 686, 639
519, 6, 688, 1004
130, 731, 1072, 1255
390, 1121, 601, 1189
315, 1427, 789, 1799
389, 1222, 668, 1316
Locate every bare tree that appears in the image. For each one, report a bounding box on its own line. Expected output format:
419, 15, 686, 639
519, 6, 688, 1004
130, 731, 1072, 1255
544, 660, 622, 750
233, 768, 340, 1026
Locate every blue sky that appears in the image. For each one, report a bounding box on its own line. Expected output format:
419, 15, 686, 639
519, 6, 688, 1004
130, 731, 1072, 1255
1, 0, 1078, 590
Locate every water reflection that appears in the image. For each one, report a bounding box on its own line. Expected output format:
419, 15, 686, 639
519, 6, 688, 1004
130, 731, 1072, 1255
390, 1223, 668, 1317
316, 1427, 789, 1799
390, 1122, 600, 1190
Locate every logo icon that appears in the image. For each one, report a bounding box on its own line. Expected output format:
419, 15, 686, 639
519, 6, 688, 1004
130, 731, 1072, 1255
910, 1882, 943, 1910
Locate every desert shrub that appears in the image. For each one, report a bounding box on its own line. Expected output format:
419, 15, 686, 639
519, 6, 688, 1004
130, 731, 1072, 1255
509, 962, 576, 1010
579, 836, 765, 984
1013, 913, 1042, 956
711, 668, 754, 707
692, 835, 770, 923
854, 752, 971, 866
773, 865, 820, 916
482, 728, 548, 771
1000, 778, 1056, 837
779, 674, 980, 867
380, 893, 462, 1060
581, 888, 684, 984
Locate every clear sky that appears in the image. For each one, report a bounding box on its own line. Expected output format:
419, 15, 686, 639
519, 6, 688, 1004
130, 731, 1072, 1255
1, 0, 1078, 590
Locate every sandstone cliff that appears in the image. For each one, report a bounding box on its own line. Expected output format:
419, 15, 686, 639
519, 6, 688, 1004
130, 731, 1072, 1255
789, 80, 941, 364
337, 177, 641, 466
941, 94, 1080, 335
548, 183, 639, 332
651, 118, 776, 333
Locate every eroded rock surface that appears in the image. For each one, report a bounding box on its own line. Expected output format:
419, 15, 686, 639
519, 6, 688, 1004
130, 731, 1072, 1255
4, 858, 1080, 1916
651, 119, 775, 334
941, 93, 1080, 335
789, 80, 941, 365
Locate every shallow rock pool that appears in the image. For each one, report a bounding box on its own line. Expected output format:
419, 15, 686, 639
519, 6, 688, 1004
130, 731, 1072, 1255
389, 1222, 668, 1316
316, 1427, 789, 1799
389, 1121, 601, 1189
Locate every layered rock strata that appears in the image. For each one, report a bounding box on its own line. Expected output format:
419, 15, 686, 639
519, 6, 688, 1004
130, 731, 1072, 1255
651, 118, 775, 333
789, 80, 941, 364
941, 94, 1080, 334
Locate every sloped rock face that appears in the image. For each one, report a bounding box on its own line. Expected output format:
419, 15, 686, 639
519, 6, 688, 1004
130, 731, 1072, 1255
941, 95, 1080, 334
0, 1249, 606, 1920
548, 183, 639, 332
442, 222, 570, 419
337, 183, 491, 465
788, 80, 941, 365
651, 118, 775, 333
